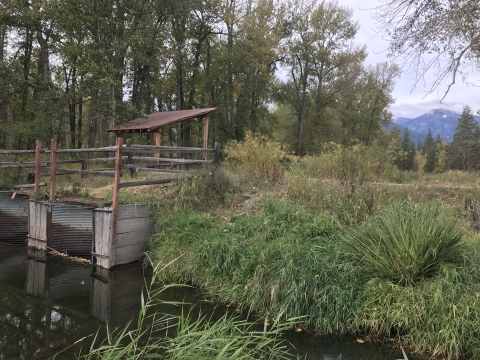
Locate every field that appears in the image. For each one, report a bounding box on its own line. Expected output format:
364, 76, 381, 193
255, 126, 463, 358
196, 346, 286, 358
5, 144, 480, 360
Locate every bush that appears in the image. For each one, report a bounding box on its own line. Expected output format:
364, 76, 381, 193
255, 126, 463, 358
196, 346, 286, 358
224, 132, 287, 184
341, 202, 465, 286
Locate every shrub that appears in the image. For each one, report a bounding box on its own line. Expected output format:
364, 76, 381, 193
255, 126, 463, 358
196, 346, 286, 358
224, 132, 287, 183
341, 202, 465, 286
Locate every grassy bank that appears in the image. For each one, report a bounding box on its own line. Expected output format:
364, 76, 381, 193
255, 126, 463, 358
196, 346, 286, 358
147, 171, 480, 359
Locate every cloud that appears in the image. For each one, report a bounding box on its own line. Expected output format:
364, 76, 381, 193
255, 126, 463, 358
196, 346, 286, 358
338, 0, 480, 117
390, 100, 467, 119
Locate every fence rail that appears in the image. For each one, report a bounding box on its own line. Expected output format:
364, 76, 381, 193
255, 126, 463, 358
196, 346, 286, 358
1, 138, 221, 210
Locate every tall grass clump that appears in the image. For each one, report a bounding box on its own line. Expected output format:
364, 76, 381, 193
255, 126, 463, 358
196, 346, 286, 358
355, 240, 480, 359
342, 202, 465, 286
75, 259, 297, 360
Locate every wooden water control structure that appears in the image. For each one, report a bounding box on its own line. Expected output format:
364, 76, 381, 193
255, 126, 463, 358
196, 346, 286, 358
0, 108, 220, 268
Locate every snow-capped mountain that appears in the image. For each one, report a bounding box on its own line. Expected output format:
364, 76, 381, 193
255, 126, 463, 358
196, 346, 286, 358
390, 109, 480, 142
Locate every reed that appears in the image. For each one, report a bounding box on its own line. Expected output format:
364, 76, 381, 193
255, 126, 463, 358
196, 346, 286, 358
75, 259, 298, 360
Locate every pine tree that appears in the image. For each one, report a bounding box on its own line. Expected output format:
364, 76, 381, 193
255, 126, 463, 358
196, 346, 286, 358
400, 128, 415, 170
446, 106, 478, 170
423, 129, 437, 173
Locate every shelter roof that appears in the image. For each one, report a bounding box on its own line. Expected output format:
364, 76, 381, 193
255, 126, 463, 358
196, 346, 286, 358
107, 108, 217, 133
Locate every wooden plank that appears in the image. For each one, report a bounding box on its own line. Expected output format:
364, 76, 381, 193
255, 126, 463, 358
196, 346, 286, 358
117, 205, 150, 220
54, 147, 117, 153
93, 209, 114, 268
122, 166, 188, 174
53, 168, 116, 177
131, 156, 211, 164
116, 217, 152, 234
118, 178, 178, 189
114, 243, 148, 263
124, 147, 214, 154
115, 229, 152, 248
13, 183, 46, 189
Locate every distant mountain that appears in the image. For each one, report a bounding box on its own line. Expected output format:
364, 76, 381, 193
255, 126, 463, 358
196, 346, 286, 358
383, 123, 426, 144
389, 109, 480, 142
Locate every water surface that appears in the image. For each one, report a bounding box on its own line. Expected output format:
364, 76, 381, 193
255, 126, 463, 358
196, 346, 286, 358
0, 242, 404, 359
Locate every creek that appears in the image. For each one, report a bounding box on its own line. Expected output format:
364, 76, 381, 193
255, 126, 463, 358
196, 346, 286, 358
0, 241, 405, 360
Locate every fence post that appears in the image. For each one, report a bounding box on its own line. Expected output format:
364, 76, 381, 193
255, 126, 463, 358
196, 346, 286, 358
214, 142, 221, 164
81, 150, 87, 179
35, 140, 41, 196
49, 139, 57, 202
112, 137, 123, 223
126, 138, 135, 178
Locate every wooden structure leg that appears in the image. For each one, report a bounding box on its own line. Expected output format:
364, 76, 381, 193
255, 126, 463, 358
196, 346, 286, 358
112, 137, 123, 231
155, 130, 161, 158
203, 116, 209, 159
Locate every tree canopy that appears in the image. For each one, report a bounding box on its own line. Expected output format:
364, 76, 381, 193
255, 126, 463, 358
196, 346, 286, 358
0, 0, 399, 153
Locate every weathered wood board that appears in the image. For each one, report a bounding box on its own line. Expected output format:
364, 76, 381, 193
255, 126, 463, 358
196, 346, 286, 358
92, 205, 153, 268
27, 201, 49, 251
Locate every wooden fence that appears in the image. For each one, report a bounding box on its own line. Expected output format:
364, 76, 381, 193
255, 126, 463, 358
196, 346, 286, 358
0, 138, 221, 210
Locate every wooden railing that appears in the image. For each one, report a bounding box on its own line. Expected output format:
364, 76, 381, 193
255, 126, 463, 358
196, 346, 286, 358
0, 139, 221, 208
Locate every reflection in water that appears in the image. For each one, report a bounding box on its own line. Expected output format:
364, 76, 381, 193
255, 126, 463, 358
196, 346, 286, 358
0, 242, 403, 360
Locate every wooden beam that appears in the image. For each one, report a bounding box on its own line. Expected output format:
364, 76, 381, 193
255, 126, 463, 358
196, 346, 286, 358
155, 129, 161, 158
49, 139, 57, 202
35, 140, 41, 195
203, 116, 209, 159
118, 178, 178, 189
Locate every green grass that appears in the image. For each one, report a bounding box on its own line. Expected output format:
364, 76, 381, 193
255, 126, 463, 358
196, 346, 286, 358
148, 197, 480, 359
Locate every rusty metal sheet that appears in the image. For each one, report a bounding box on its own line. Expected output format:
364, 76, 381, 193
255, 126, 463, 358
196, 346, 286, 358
50, 202, 94, 258
107, 108, 217, 133
0, 191, 29, 246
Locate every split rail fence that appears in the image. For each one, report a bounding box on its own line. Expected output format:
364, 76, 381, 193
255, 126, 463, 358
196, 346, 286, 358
0, 138, 221, 210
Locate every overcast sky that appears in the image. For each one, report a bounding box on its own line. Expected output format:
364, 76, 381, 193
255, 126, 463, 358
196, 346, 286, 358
338, 0, 480, 119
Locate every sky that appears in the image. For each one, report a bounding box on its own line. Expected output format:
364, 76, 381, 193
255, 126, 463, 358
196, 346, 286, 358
338, 0, 480, 119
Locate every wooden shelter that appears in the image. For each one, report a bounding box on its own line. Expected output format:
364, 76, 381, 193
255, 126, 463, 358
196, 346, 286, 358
106, 108, 217, 148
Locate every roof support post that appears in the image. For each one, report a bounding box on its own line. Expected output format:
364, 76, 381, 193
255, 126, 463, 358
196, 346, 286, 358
155, 129, 162, 158
203, 115, 209, 159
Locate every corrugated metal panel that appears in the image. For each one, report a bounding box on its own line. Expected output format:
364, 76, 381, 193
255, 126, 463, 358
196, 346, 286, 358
50, 203, 93, 257
106, 108, 217, 133
0, 191, 29, 246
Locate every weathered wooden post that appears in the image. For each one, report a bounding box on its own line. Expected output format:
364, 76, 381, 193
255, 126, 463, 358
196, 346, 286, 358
203, 115, 209, 160
155, 129, 162, 158
125, 138, 135, 178
112, 137, 123, 223
214, 142, 221, 164
35, 140, 41, 196
49, 139, 57, 202
81, 150, 87, 179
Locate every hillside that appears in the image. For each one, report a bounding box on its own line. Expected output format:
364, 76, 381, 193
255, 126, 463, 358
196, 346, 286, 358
389, 109, 480, 142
